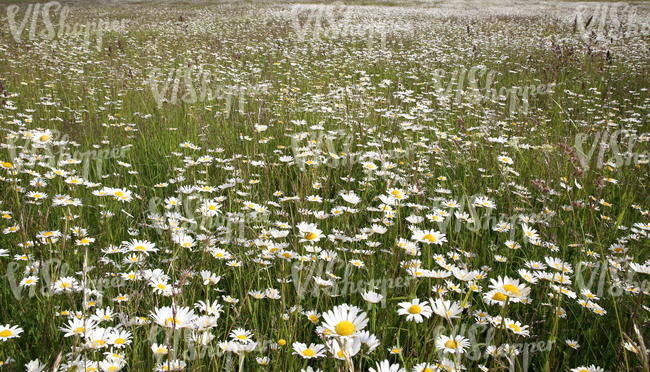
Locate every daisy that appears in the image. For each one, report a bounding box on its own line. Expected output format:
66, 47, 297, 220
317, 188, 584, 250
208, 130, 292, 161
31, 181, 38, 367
397, 298, 432, 323
60, 318, 97, 338
517, 269, 538, 284
149, 279, 171, 295
85, 327, 110, 349
292, 342, 326, 359
327, 337, 362, 360
151, 343, 169, 356
504, 319, 530, 337
570, 365, 604, 372
99, 359, 125, 372
362, 291, 383, 304
412, 362, 437, 372
522, 223, 539, 242
358, 331, 380, 354
91, 307, 115, 322
566, 340, 580, 349
230, 328, 254, 343
411, 229, 447, 245
321, 304, 368, 338
369, 360, 406, 372
19, 276, 39, 287
108, 329, 133, 348
127, 239, 158, 255
0, 324, 23, 341
54, 276, 80, 293
498, 155, 513, 164
488, 276, 531, 303
429, 298, 464, 319
150, 305, 196, 329
304, 310, 320, 324
24, 359, 46, 372
435, 334, 470, 354
297, 222, 323, 242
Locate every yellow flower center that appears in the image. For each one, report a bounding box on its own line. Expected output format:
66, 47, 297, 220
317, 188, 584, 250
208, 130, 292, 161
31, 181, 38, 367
305, 232, 317, 240
444, 340, 458, 349
309, 315, 318, 322
422, 234, 436, 242
408, 305, 422, 314
302, 348, 315, 357
509, 324, 521, 332
392, 348, 400, 353
335, 321, 356, 336
80, 239, 89, 244
165, 317, 180, 326
337, 350, 345, 358
208, 205, 217, 211
76, 327, 85, 333
0, 330, 12, 337
237, 334, 247, 340
278, 339, 286, 346
502, 284, 520, 296
156, 348, 167, 354
492, 292, 507, 301
1, 162, 13, 168
40, 135, 50, 142
115, 337, 125, 344
157, 284, 166, 290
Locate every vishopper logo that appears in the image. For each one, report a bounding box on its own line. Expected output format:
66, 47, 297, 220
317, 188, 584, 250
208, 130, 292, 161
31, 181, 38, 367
147, 323, 277, 369
430, 66, 553, 116
575, 260, 650, 298
147, 65, 271, 114
4, 1, 127, 51
6, 128, 131, 180
426, 322, 555, 371
574, 2, 650, 41
146, 195, 268, 241
290, 2, 389, 51
574, 130, 649, 170
72, 145, 132, 181
291, 257, 412, 309
427, 194, 554, 241
289, 130, 416, 171
6, 258, 128, 300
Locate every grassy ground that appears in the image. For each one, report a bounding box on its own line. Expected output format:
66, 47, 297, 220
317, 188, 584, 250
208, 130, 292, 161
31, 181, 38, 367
0, 1, 649, 372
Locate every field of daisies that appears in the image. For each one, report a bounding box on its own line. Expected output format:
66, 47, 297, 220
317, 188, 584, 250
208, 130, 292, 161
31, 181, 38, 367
1, 0, 650, 371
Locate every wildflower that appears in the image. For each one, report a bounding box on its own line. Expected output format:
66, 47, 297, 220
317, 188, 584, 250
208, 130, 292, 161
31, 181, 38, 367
369, 359, 406, 372
292, 342, 326, 359
411, 229, 447, 245
321, 304, 368, 338
435, 334, 470, 354
397, 298, 432, 323
0, 324, 23, 341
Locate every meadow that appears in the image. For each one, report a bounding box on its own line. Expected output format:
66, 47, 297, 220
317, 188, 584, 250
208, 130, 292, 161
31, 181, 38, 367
0, 0, 649, 371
